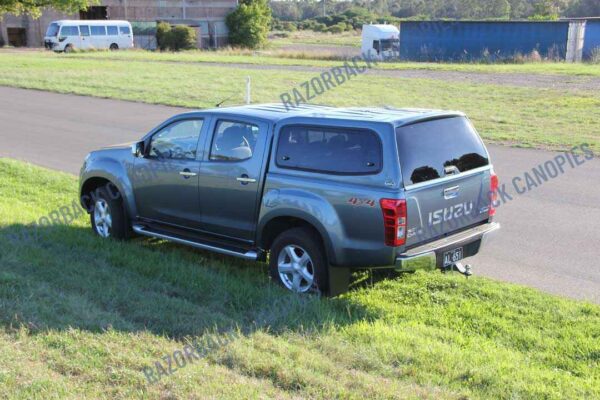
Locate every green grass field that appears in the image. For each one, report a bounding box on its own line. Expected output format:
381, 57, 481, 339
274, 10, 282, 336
63, 49, 600, 76
0, 158, 599, 399
1, 51, 599, 152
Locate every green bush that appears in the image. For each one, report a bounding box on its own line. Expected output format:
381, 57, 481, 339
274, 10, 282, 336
156, 22, 171, 51
272, 19, 297, 32
326, 23, 346, 34
168, 25, 196, 50
226, 0, 272, 49
156, 22, 196, 51
313, 22, 327, 32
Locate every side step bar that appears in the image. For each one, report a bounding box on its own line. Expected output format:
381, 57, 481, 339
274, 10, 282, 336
132, 224, 259, 261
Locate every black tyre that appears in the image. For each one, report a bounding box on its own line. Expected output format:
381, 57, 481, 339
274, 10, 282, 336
89, 185, 129, 240
64, 45, 74, 53
269, 227, 328, 294
109, 43, 119, 51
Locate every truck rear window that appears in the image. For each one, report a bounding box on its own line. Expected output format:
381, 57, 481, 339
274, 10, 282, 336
396, 117, 489, 186
277, 125, 382, 175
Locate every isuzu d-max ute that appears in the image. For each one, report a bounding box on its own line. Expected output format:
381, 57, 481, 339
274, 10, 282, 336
80, 104, 500, 295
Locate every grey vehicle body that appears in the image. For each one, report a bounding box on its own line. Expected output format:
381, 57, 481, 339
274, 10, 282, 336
80, 104, 499, 294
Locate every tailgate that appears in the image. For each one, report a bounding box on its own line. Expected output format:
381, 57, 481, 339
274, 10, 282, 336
395, 116, 492, 247
404, 168, 491, 246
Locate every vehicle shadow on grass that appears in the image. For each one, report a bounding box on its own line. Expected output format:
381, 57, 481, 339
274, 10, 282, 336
0, 223, 395, 341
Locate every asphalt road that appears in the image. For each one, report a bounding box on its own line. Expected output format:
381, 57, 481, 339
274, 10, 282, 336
1, 86, 599, 303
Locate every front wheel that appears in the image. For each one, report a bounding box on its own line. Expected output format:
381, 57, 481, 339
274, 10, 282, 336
109, 43, 119, 51
269, 227, 328, 294
90, 185, 129, 240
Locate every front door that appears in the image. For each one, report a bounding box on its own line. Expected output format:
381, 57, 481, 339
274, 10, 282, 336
198, 118, 269, 241
132, 118, 205, 228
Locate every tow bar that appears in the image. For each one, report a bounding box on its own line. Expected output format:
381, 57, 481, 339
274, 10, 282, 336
444, 262, 472, 278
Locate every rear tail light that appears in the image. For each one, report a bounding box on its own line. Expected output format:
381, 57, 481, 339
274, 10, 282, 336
380, 199, 407, 247
489, 171, 499, 216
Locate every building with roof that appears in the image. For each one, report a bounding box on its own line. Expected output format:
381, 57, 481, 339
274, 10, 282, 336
398, 19, 600, 62
0, 0, 237, 48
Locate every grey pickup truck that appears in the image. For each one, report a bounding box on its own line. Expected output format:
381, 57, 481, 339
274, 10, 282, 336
80, 104, 499, 295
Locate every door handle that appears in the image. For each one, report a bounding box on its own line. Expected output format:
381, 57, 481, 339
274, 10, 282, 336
236, 175, 256, 184
179, 169, 197, 178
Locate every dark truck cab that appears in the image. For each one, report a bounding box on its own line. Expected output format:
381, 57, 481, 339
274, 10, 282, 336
80, 104, 499, 295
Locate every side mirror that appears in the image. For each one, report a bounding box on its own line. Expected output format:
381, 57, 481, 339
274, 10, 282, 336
131, 141, 145, 157
58, 36, 67, 42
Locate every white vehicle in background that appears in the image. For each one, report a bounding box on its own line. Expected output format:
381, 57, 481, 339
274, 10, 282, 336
44, 20, 133, 52
361, 24, 400, 60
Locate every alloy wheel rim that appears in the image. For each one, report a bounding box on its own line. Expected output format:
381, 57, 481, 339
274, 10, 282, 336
277, 245, 314, 293
93, 199, 112, 238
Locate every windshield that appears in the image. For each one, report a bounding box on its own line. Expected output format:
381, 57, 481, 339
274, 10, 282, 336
46, 23, 59, 37
380, 39, 399, 52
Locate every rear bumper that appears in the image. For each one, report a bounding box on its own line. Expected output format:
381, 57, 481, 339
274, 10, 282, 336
395, 222, 500, 271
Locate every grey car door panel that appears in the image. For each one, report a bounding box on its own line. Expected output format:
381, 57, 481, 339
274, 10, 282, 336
198, 118, 270, 241
132, 118, 206, 228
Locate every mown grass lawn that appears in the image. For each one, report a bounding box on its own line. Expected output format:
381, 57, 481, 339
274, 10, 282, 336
1, 159, 599, 399
62, 49, 600, 77
0, 51, 599, 152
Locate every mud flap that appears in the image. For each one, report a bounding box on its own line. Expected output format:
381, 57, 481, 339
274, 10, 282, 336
328, 266, 350, 297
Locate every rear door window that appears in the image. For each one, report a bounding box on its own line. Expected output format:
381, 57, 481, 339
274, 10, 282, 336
395, 117, 489, 186
209, 120, 259, 162
277, 125, 382, 175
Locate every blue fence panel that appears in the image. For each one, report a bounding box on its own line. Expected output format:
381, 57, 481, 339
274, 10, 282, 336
399, 21, 569, 61
583, 21, 600, 61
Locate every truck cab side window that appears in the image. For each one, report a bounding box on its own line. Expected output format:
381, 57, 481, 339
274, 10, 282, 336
149, 119, 203, 160
373, 40, 380, 54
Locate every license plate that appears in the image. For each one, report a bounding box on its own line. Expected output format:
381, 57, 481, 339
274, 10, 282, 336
443, 247, 463, 267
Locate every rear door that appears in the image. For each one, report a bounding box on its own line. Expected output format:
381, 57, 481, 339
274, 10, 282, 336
197, 118, 270, 241
396, 117, 492, 246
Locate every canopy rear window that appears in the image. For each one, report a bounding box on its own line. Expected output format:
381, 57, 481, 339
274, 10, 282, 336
395, 117, 489, 186
277, 125, 382, 175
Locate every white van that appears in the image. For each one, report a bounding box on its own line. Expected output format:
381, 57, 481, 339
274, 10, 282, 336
44, 20, 133, 52
361, 24, 400, 60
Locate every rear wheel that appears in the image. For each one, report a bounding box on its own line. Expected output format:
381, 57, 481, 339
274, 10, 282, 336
89, 185, 129, 240
109, 43, 119, 51
269, 228, 328, 294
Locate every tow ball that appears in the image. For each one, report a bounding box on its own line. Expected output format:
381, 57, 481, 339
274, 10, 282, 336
444, 262, 472, 278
